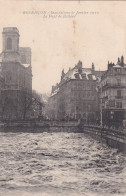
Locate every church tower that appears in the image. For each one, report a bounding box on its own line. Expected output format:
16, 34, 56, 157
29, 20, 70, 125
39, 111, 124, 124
2, 27, 20, 62
0, 27, 32, 120
1, 27, 21, 91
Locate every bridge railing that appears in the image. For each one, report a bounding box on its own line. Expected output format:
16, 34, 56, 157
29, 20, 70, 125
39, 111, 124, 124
81, 123, 126, 142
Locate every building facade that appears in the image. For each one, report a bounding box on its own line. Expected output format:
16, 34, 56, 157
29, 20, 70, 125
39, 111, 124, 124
99, 56, 126, 124
47, 61, 104, 121
0, 27, 32, 120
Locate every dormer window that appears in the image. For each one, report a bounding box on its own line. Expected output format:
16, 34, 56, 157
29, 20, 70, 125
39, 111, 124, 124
74, 73, 80, 79
81, 73, 87, 80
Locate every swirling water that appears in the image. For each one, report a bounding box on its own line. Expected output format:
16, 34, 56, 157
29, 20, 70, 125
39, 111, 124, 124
0, 131, 126, 196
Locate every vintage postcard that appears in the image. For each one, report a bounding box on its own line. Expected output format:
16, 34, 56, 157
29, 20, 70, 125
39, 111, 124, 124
0, 0, 126, 196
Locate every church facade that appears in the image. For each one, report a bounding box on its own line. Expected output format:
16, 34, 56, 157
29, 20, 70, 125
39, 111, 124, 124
0, 27, 32, 120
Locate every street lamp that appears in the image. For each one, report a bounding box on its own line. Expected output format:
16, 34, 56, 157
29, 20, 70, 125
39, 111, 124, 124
75, 95, 77, 120
100, 85, 103, 128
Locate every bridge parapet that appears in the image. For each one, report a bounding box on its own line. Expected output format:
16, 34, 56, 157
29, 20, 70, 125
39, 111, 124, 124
81, 124, 126, 152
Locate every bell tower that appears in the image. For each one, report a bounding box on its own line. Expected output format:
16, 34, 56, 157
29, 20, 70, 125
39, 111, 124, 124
2, 27, 20, 62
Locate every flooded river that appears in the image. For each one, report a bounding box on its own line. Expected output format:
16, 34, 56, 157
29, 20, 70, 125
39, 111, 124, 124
0, 131, 126, 196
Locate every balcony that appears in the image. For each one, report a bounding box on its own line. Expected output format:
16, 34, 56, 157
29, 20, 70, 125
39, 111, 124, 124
102, 83, 126, 91
115, 96, 123, 99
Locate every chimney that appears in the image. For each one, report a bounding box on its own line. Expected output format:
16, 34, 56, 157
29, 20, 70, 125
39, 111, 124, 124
61, 69, 65, 81
117, 57, 121, 65
121, 55, 124, 66
108, 61, 114, 69
77, 60, 82, 74
92, 62, 95, 71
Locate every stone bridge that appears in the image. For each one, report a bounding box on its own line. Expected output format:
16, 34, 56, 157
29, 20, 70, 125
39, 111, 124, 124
0, 120, 126, 152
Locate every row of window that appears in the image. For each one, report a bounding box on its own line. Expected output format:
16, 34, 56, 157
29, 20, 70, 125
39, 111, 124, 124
101, 78, 123, 87
102, 90, 123, 99
68, 81, 95, 88
108, 100, 122, 108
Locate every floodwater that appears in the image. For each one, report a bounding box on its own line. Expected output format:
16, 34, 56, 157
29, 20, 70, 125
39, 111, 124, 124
0, 131, 126, 196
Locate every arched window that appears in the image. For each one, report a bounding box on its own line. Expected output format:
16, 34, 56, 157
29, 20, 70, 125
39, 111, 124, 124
7, 37, 12, 50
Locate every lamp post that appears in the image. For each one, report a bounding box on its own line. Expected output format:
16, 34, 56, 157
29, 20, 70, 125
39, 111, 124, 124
75, 95, 77, 120
100, 88, 103, 128
100, 84, 103, 138
96, 84, 103, 127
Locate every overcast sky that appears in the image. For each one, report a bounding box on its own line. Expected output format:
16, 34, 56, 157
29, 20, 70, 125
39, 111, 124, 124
0, 0, 126, 94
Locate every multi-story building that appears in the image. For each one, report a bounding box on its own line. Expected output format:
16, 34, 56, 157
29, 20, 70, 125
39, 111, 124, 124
0, 72, 4, 120
47, 61, 104, 121
0, 27, 32, 120
99, 56, 126, 124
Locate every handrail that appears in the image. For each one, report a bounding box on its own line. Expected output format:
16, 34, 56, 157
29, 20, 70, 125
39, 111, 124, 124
82, 124, 126, 141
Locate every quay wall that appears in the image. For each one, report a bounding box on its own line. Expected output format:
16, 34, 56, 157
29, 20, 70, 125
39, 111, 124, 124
81, 125, 126, 152
0, 120, 79, 133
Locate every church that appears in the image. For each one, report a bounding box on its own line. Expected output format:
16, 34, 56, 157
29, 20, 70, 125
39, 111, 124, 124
0, 27, 32, 120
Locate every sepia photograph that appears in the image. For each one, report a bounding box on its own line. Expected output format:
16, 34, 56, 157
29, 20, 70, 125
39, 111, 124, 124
0, 0, 126, 196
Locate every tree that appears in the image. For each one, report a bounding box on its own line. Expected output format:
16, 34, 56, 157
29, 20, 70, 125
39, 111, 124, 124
0, 90, 20, 120
31, 90, 45, 119
21, 90, 32, 120
0, 89, 45, 120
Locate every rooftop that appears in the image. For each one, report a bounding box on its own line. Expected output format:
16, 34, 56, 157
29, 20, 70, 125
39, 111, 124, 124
2, 27, 19, 35
51, 60, 105, 96
19, 47, 31, 52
